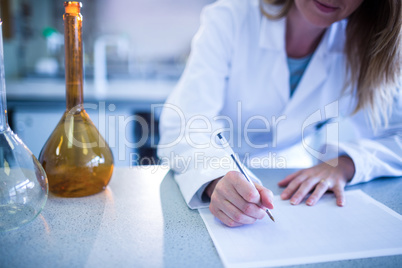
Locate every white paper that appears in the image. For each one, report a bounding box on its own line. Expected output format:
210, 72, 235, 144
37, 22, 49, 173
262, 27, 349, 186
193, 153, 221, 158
199, 190, 402, 268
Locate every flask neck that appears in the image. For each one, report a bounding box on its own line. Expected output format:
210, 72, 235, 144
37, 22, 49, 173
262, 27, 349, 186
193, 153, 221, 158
0, 21, 9, 132
64, 9, 84, 111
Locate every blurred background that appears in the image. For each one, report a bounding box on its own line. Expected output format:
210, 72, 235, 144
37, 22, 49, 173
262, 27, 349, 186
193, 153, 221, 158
0, 0, 214, 166
2, 0, 214, 79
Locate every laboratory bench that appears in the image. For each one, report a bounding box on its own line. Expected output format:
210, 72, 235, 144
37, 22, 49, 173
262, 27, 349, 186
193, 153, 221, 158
0, 167, 401, 268
5, 78, 176, 166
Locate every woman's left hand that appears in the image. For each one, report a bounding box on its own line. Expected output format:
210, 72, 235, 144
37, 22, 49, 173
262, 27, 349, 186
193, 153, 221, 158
278, 156, 355, 206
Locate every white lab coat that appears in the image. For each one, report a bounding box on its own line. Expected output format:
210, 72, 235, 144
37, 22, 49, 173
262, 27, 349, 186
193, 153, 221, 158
157, 0, 402, 209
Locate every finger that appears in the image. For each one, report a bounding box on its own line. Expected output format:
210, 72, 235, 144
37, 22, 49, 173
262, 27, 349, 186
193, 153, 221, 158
280, 174, 307, 200
289, 178, 320, 205
278, 170, 302, 187
219, 200, 258, 225
306, 180, 330, 206
225, 187, 266, 219
230, 171, 260, 204
215, 209, 243, 227
210, 194, 256, 226
256, 183, 274, 209
216, 171, 256, 204
213, 173, 264, 220
332, 183, 346, 207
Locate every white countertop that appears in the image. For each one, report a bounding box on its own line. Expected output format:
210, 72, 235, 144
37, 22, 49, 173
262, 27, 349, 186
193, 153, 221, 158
0, 166, 401, 268
5, 78, 177, 103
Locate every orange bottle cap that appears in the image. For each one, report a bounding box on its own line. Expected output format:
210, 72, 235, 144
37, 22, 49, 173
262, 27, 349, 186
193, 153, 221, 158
64, 2, 82, 14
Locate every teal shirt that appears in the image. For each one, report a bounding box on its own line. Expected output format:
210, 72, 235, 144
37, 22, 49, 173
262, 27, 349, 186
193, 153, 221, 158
287, 54, 313, 97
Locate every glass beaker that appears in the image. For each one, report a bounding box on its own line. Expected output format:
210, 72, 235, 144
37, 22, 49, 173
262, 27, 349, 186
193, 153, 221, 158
39, 2, 114, 197
0, 20, 49, 232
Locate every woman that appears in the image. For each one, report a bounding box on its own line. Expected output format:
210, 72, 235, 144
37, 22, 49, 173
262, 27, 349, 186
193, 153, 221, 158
158, 0, 402, 227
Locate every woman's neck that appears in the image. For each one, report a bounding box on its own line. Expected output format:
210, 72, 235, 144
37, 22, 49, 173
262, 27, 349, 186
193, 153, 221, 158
286, 5, 326, 58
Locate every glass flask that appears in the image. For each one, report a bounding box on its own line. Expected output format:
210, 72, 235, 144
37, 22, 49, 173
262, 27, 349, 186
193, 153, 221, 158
39, 2, 114, 197
0, 20, 48, 232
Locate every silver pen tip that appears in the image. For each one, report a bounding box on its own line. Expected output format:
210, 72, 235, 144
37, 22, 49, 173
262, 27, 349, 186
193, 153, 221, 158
266, 209, 275, 222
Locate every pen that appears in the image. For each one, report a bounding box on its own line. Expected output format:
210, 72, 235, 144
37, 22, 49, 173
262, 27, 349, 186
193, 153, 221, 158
216, 133, 275, 222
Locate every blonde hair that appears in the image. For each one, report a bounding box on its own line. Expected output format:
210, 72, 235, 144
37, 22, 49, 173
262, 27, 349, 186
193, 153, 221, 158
261, 0, 402, 126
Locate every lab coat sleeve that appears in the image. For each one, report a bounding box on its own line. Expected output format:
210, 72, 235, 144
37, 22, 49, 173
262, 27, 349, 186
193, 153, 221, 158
157, 0, 247, 209
327, 90, 402, 185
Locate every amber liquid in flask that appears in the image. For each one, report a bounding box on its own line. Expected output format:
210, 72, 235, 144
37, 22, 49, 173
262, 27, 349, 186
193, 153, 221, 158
39, 2, 114, 197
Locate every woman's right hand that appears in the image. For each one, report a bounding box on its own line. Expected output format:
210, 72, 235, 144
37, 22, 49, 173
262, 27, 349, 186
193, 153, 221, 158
205, 171, 274, 227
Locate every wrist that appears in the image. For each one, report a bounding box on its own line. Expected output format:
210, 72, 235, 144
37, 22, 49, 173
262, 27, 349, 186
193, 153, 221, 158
205, 177, 222, 198
338, 155, 355, 181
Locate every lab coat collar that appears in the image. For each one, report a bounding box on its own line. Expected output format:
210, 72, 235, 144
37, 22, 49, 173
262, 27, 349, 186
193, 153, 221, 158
259, 7, 347, 106
258, 7, 346, 55
283, 21, 347, 114
258, 5, 286, 51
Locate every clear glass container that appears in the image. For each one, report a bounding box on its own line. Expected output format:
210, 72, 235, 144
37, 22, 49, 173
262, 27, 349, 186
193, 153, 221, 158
39, 2, 114, 197
0, 20, 49, 232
